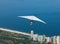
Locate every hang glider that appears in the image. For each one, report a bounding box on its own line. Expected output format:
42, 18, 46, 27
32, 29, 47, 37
18, 16, 46, 24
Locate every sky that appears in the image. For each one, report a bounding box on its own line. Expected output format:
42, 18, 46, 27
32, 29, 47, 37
0, 0, 60, 36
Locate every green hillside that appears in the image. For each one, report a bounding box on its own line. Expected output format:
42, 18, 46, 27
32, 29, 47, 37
0, 30, 40, 44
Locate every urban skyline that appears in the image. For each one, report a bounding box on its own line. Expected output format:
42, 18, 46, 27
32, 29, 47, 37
0, 28, 60, 44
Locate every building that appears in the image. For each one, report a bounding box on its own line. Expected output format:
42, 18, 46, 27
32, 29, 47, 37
38, 35, 44, 43
37, 35, 46, 44
33, 34, 38, 41
31, 30, 34, 39
56, 36, 60, 44
46, 37, 51, 44
52, 36, 57, 44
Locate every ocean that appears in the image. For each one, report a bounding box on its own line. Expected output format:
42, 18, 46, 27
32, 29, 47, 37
0, 0, 60, 36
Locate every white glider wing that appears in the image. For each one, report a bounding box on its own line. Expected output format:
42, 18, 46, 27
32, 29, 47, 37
18, 16, 46, 24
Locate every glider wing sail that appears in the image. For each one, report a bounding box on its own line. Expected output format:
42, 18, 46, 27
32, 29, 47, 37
18, 16, 46, 24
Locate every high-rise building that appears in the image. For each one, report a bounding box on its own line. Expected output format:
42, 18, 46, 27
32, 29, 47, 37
52, 36, 57, 44
46, 37, 51, 43
51, 36, 60, 44
37, 35, 46, 44
33, 34, 38, 41
31, 30, 34, 39
38, 35, 44, 42
56, 36, 60, 44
